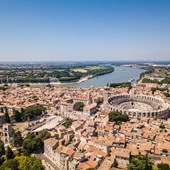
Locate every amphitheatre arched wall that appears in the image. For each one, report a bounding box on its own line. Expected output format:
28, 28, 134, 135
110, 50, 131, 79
105, 94, 169, 119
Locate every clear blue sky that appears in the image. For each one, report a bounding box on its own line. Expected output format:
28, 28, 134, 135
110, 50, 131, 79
0, 0, 170, 61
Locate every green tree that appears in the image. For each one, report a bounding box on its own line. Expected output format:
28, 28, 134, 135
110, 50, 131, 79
0, 157, 5, 166
159, 124, 165, 129
0, 140, 5, 157
22, 104, 46, 121
108, 82, 132, 89
46, 84, 52, 87
63, 118, 73, 128
0, 159, 19, 170
73, 102, 85, 111
23, 138, 36, 155
37, 130, 51, 141
5, 146, 14, 160
108, 111, 129, 124
12, 131, 23, 147
14, 110, 22, 122
127, 155, 153, 170
3, 168, 12, 170
23, 130, 50, 154
4, 110, 11, 123
157, 163, 170, 170
20, 108, 24, 114
34, 137, 44, 152
17, 156, 45, 170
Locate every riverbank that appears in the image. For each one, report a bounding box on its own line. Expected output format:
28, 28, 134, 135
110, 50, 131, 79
71, 66, 145, 88
4, 66, 114, 86
50, 75, 92, 85
4, 66, 145, 88
5, 75, 92, 87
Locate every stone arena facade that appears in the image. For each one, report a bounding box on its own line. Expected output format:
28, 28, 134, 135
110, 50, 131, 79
105, 94, 169, 119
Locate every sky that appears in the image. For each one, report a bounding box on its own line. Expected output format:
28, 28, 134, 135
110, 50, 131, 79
0, 0, 170, 62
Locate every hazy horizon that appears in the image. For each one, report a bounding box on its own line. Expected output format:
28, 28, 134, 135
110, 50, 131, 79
0, 59, 170, 63
0, 0, 170, 61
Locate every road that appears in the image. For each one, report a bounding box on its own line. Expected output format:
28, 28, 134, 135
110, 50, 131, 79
34, 153, 60, 170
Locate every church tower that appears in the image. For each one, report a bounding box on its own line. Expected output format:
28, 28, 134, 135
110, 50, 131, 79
104, 91, 109, 105
3, 123, 12, 146
88, 93, 93, 105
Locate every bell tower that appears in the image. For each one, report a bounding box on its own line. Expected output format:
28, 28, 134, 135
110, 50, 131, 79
104, 91, 109, 106
88, 93, 93, 105
3, 123, 12, 146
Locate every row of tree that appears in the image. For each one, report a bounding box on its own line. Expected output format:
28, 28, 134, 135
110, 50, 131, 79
127, 154, 170, 170
142, 78, 170, 84
108, 82, 132, 89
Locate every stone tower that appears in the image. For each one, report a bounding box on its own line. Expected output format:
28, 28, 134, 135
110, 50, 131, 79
3, 123, 12, 145
88, 93, 93, 105
103, 91, 109, 108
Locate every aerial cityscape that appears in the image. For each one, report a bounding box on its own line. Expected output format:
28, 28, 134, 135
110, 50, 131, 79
0, 0, 170, 170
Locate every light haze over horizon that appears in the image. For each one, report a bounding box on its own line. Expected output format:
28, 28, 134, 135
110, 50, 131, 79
0, 0, 170, 62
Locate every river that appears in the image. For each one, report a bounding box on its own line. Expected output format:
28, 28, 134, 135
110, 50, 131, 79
25, 65, 144, 88
68, 66, 144, 88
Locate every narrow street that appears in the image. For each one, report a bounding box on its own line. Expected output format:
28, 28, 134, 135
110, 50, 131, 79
34, 153, 60, 170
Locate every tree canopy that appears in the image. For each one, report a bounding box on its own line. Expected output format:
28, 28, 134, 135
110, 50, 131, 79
14, 110, 22, 122
73, 102, 85, 111
12, 131, 23, 147
0, 156, 45, 170
0, 139, 45, 170
63, 118, 73, 128
13, 104, 46, 122
23, 130, 50, 154
157, 163, 170, 170
5, 146, 14, 160
0, 159, 19, 170
16, 156, 45, 170
127, 155, 153, 170
22, 104, 46, 121
0, 140, 5, 157
4, 110, 11, 123
108, 82, 132, 89
108, 111, 129, 124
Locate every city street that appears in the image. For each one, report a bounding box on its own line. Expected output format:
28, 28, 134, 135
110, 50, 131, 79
34, 154, 60, 170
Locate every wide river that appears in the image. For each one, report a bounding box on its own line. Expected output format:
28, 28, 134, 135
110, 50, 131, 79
67, 66, 145, 88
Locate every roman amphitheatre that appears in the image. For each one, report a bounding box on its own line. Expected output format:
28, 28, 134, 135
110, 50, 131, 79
105, 93, 169, 119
